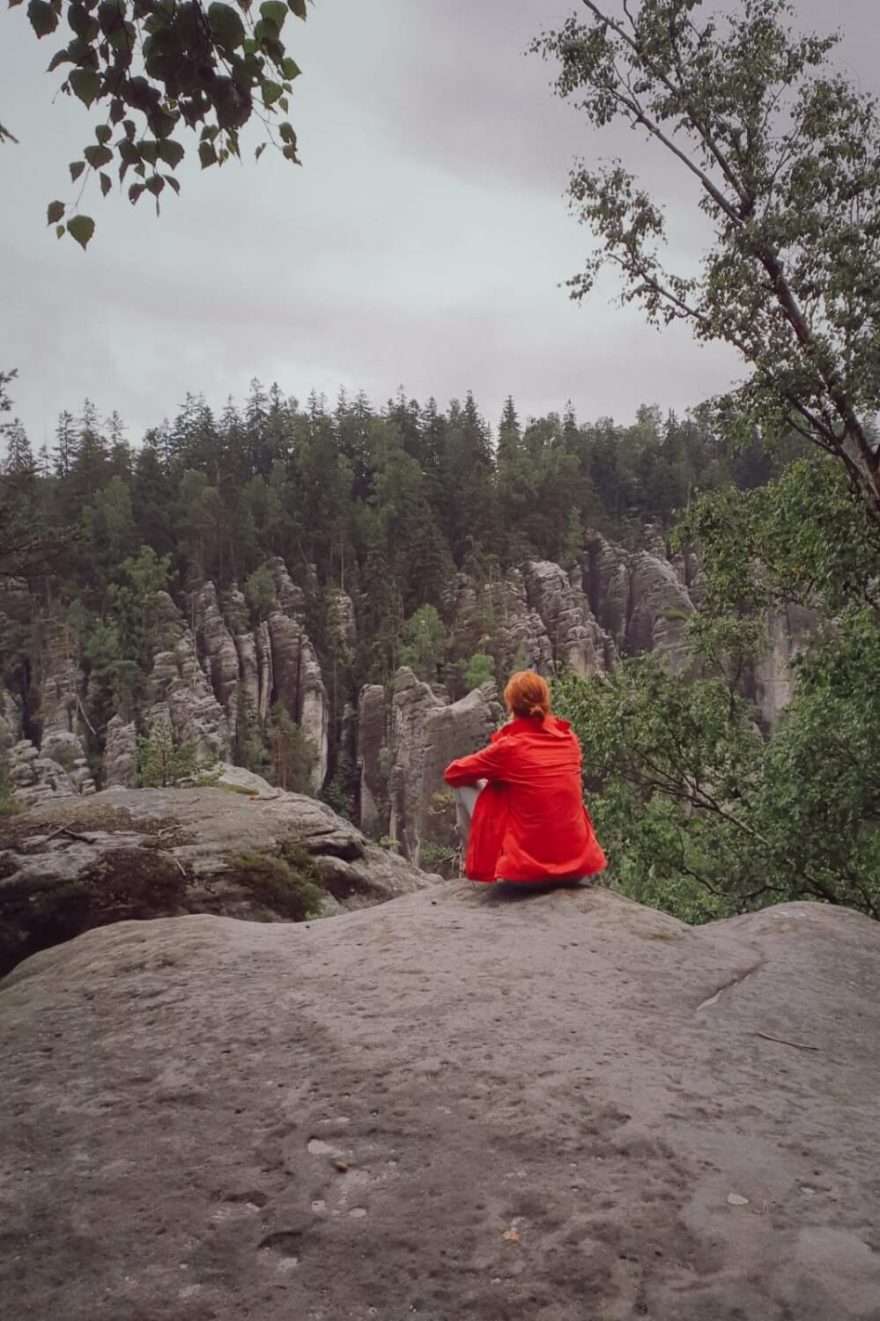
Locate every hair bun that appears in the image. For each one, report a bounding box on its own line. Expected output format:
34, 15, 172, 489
503, 670, 551, 720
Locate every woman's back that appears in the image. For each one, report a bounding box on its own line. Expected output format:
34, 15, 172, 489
444, 669, 606, 884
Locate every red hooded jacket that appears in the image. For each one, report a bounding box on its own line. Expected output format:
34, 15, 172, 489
443, 715, 607, 884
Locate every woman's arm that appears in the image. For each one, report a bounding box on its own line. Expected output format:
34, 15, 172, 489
443, 741, 505, 787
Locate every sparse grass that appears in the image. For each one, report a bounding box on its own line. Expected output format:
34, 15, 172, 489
229, 844, 324, 921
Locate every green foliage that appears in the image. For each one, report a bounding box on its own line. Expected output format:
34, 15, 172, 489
121, 543, 170, 597
533, 0, 880, 528
0, 746, 16, 818
268, 702, 315, 793
320, 769, 353, 820
673, 458, 880, 625
397, 604, 446, 681
230, 843, 323, 921
553, 550, 880, 924
234, 693, 271, 777
528, 0, 880, 925
419, 839, 457, 872
463, 651, 494, 691
11, 0, 310, 246
136, 716, 199, 787
244, 563, 275, 619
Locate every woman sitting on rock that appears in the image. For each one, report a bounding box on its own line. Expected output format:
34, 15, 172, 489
443, 670, 606, 886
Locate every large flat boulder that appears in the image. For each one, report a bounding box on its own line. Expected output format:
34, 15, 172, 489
1, 885, 877, 1319
0, 782, 438, 975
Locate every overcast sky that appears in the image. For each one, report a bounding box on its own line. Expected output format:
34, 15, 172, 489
1, 0, 877, 448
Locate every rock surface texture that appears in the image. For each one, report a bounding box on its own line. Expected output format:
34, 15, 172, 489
0, 779, 438, 974
387, 668, 502, 867
1, 886, 878, 1320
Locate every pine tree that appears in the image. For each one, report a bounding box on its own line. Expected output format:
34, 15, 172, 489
3, 420, 35, 474
496, 396, 521, 467
53, 410, 77, 478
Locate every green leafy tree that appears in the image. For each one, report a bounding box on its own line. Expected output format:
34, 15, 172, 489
244, 562, 275, 619
10, 0, 311, 247
269, 701, 315, 793
397, 604, 446, 682
0, 377, 69, 581
121, 543, 170, 597
136, 715, 198, 786
463, 651, 494, 691
553, 449, 880, 923
0, 742, 15, 817
234, 692, 270, 775
529, 0, 880, 925
533, 0, 880, 527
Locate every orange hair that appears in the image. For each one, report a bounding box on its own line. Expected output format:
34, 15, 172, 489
504, 670, 551, 721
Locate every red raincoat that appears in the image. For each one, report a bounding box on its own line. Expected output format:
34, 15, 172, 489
443, 715, 607, 884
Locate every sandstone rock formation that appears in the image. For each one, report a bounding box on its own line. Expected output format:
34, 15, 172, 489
193, 582, 241, 739
356, 683, 387, 838
387, 668, 503, 868
522, 558, 614, 675
445, 568, 556, 676
1, 539, 814, 811
32, 617, 90, 758
0, 775, 439, 975
749, 604, 816, 729
0, 685, 21, 749
143, 590, 231, 762
2, 677, 96, 806
445, 537, 698, 684
19, 616, 98, 802
580, 533, 696, 673
264, 559, 329, 789
6, 739, 84, 806
102, 715, 137, 787
2, 886, 877, 1320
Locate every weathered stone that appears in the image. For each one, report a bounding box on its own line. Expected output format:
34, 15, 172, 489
193, 582, 241, 737
7, 741, 77, 806
28, 615, 95, 783
388, 668, 502, 868
627, 549, 696, 669
269, 556, 305, 616
357, 684, 388, 838
748, 604, 816, 729
211, 761, 283, 799
264, 561, 329, 789
299, 639, 329, 790
582, 533, 696, 670
143, 593, 230, 762
522, 559, 613, 675
328, 588, 357, 662
103, 713, 137, 788
446, 569, 556, 678
1, 890, 877, 1320
0, 687, 22, 750
255, 619, 273, 723
232, 627, 260, 717
34, 618, 85, 743
0, 779, 439, 975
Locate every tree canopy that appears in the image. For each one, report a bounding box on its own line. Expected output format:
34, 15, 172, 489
8, 0, 310, 247
533, 0, 880, 525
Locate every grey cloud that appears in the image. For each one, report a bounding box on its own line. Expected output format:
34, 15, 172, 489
1, 0, 878, 446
